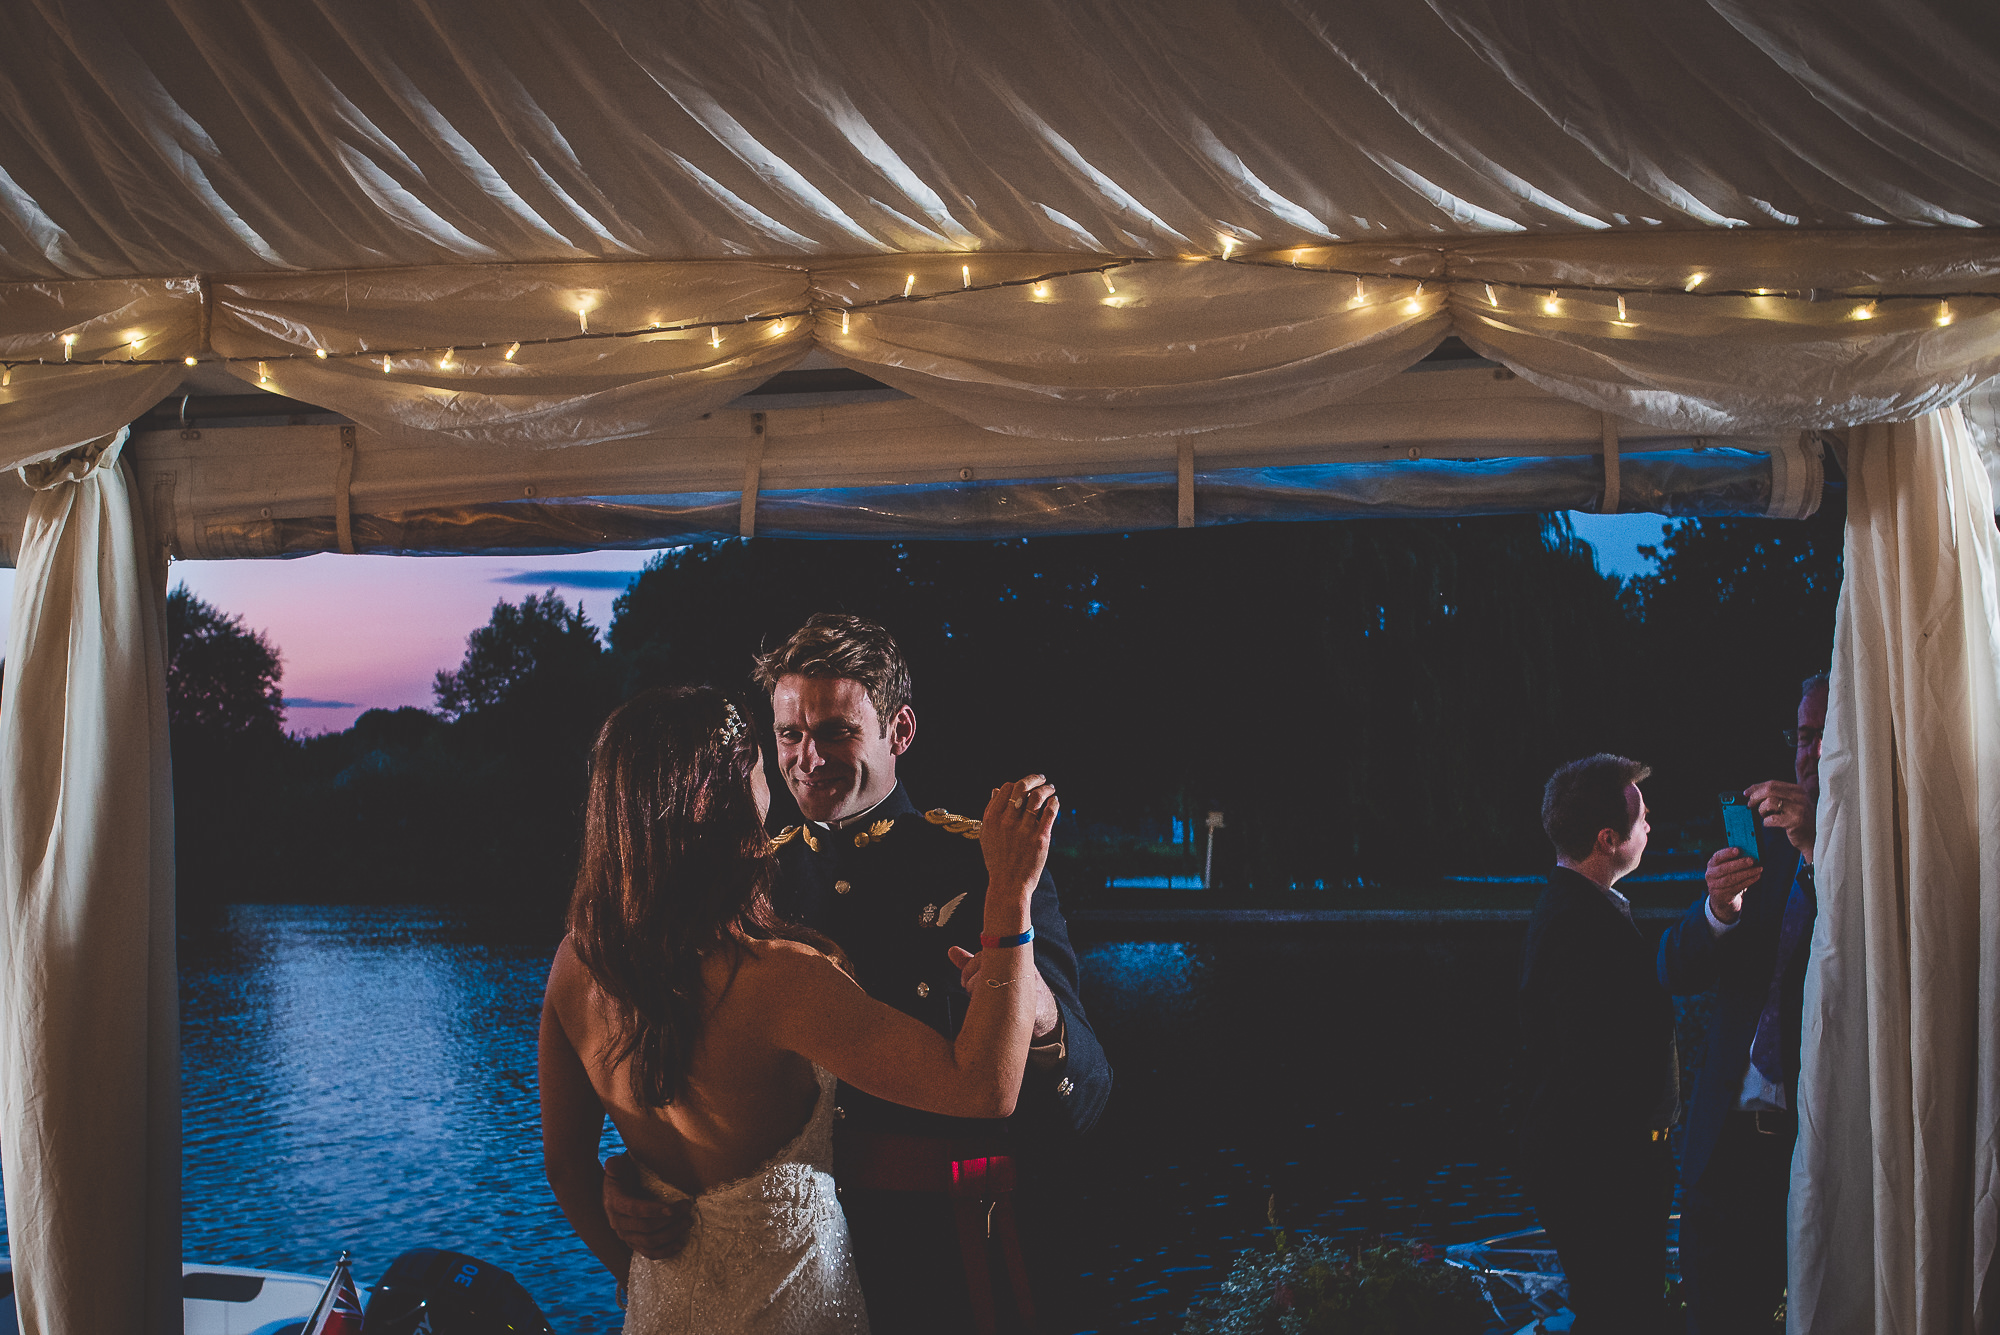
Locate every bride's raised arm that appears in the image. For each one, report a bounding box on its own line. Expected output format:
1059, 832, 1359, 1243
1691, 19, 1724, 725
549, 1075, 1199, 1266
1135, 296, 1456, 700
759, 776, 1056, 1119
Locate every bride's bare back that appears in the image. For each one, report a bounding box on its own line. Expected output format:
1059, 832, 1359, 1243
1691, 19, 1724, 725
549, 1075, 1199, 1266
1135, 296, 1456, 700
542, 938, 827, 1196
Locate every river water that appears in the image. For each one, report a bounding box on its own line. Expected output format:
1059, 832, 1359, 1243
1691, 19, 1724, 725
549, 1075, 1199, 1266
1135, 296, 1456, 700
6, 904, 1548, 1332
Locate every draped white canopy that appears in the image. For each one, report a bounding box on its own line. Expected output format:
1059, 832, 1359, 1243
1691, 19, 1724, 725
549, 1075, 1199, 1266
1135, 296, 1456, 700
0, 3, 1997, 1333
0, 0, 1997, 495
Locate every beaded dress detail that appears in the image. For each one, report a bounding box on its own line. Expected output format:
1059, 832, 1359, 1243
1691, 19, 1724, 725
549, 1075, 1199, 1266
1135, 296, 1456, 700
624, 1064, 868, 1334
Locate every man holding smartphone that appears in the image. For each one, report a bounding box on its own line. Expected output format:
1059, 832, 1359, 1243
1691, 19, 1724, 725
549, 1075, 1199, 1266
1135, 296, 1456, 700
1658, 672, 1828, 1333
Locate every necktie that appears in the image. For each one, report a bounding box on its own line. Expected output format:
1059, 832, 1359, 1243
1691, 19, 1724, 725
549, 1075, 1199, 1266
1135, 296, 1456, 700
1748, 862, 1817, 1089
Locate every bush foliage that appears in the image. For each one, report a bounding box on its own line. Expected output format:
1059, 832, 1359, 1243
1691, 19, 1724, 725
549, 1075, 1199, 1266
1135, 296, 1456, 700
1179, 1230, 1490, 1335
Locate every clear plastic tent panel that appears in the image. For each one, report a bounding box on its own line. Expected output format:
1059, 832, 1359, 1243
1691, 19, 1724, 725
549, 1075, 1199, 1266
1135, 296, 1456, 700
230, 448, 1779, 558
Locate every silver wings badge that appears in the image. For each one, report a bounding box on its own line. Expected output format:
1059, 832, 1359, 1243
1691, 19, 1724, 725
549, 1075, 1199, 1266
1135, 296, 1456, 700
934, 892, 969, 928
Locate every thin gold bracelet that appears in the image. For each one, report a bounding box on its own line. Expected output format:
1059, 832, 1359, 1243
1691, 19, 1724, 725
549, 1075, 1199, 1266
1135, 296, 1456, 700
985, 977, 1018, 989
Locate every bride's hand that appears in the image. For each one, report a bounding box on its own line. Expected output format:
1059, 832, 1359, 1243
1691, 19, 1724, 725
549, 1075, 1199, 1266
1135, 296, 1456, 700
983, 776, 1058, 897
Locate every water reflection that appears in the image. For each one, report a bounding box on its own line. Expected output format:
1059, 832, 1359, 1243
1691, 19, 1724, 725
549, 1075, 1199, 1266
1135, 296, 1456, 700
1083, 941, 1211, 1017
1, 909, 1543, 1333
1066, 924, 1537, 1329
175, 907, 626, 1334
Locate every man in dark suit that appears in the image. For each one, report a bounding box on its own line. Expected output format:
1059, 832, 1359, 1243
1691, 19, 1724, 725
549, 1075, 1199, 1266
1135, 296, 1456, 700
1659, 673, 1827, 1333
603, 614, 1111, 1335
1520, 753, 1679, 1334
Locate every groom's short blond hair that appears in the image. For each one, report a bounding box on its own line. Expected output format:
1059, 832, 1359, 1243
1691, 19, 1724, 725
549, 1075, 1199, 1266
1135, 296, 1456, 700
752, 614, 913, 734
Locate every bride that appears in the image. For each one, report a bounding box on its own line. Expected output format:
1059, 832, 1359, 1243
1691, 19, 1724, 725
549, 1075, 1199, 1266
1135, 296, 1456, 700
538, 686, 1055, 1334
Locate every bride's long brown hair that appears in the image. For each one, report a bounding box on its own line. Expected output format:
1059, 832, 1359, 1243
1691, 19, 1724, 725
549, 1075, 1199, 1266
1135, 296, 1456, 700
566, 685, 819, 1107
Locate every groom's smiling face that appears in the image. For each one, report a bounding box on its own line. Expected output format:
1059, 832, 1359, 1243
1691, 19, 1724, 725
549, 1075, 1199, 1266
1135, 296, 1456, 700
770, 673, 915, 824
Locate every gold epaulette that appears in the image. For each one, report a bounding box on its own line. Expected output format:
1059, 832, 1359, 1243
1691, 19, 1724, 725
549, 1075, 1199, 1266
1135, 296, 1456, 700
924, 809, 983, 840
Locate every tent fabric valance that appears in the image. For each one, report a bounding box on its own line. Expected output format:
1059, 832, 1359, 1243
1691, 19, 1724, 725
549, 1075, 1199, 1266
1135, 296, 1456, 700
3, 233, 1997, 477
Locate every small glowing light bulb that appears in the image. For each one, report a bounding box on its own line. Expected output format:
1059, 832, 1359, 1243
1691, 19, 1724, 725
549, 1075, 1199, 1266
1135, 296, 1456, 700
773, 319, 787, 335
1404, 282, 1425, 315
962, 264, 971, 288
1220, 236, 1237, 260
315, 347, 328, 359
1685, 273, 1707, 291
1100, 271, 1116, 294
1032, 282, 1048, 299
62, 332, 77, 361
1350, 277, 1365, 308
904, 274, 916, 298
1937, 301, 1954, 327
1616, 294, 1629, 322
1484, 283, 1498, 307
2, 367, 11, 387
1852, 301, 1876, 321
711, 327, 722, 348
183, 355, 198, 366
579, 307, 590, 334
439, 348, 455, 370
841, 310, 851, 334
382, 355, 393, 373
127, 336, 142, 360
258, 361, 270, 383
1543, 290, 1560, 315
504, 342, 520, 360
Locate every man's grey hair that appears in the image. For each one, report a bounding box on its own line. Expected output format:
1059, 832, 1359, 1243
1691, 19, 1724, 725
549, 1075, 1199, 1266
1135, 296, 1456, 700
1802, 671, 1830, 700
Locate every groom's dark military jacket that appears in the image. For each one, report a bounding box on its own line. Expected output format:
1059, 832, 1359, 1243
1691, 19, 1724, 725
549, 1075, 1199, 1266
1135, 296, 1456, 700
769, 782, 1112, 1141
770, 782, 1111, 1332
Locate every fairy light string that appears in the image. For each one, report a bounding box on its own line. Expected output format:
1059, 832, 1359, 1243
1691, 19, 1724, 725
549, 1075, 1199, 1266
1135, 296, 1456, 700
4, 249, 1993, 377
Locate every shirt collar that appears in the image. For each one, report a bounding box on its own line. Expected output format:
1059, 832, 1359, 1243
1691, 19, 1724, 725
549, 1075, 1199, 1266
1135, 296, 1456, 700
808, 783, 917, 832
1553, 862, 1630, 910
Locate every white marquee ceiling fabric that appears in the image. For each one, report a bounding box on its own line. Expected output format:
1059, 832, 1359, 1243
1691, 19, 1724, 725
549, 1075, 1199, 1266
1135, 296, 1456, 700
4, 0, 1997, 276
0, 0, 1997, 483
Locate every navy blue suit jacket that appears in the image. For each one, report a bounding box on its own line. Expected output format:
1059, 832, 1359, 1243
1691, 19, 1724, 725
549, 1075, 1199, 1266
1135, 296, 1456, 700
1519, 866, 1679, 1153
1657, 829, 1810, 1190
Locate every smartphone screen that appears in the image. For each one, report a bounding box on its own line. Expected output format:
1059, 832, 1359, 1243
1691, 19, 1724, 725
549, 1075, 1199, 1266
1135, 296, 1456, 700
1719, 792, 1762, 862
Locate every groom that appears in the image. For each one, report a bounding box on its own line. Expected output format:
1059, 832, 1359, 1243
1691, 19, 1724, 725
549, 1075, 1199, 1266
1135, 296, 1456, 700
603, 613, 1111, 1333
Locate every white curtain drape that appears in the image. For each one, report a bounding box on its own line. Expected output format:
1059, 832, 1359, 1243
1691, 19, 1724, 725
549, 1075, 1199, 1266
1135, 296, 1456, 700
0, 429, 179, 1335
1791, 405, 2000, 1334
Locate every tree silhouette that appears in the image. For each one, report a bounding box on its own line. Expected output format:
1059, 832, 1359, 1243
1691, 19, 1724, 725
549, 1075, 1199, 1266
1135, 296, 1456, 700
1621, 496, 1845, 831
167, 587, 285, 740
166, 587, 288, 903
434, 589, 603, 720
606, 516, 1633, 888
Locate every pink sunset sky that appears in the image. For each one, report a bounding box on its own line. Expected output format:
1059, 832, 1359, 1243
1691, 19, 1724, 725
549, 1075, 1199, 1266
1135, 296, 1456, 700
0, 513, 1666, 735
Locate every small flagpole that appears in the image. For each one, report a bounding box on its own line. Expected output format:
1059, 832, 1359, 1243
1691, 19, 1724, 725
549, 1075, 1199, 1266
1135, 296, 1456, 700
302, 1251, 353, 1335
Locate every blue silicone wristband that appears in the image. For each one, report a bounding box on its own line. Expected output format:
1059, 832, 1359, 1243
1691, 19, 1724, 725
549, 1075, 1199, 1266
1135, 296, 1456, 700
980, 927, 1035, 949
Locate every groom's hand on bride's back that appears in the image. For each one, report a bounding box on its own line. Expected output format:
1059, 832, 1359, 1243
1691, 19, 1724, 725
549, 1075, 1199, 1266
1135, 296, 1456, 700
602, 1154, 693, 1260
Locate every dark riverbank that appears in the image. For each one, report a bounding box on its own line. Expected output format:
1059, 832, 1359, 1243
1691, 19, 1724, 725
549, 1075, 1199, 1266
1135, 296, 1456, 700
1074, 906, 1684, 925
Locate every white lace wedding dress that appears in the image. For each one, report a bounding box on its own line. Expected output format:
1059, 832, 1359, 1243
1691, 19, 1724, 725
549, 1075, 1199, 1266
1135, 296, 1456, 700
623, 1065, 870, 1335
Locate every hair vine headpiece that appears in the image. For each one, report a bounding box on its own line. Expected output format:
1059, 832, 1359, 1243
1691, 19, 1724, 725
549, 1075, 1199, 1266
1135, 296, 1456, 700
717, 699, 748, 747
